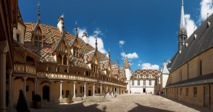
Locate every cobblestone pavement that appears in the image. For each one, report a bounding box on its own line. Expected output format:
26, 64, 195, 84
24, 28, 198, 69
30, 94, 211, 112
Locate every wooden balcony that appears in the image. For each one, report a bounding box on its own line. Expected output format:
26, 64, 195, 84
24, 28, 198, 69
14, 64, 36, 75
37, 72, 126, 87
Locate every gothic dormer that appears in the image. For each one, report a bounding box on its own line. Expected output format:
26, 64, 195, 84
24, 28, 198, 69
32, 27, 43, 47
178, 0, 187, 52
32, 2, 43, 47
72, 22, 81, 57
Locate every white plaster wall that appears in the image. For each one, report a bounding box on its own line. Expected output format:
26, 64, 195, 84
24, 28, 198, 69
162, 75, 169, 88
125, 68, 132, 93
13, 22, 25, 44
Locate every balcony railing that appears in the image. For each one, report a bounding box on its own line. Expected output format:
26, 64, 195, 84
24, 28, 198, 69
14, 64, 36, 75
37, 72, 126, 87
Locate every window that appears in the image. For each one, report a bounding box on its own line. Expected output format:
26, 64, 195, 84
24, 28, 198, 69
91, 64, 98, 73
73, 46, 79, 57
149, 80, 151, 85
149, 74, 152, 78
132, 80, 134, 85
137, 74, 140, 78
86, 71, 90, 77
193, 87, 197, 97
16, 34, 20, 42
180, 88, 182, 95
33, 27, 43, 47
63, 56, 67, 65
199, 60, 202, 76
137, 80, 140, 85
143, 80, 146, 86
187, 63, 189, 80
186, 88, 188, 96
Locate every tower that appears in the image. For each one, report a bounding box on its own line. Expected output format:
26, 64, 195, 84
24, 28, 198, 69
57, 14, 64, 34
178, 0, 187, 52
123, 57, 132, 93
82, 32, 88, 44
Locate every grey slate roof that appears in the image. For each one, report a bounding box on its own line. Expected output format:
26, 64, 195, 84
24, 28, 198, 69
168, 14, 213, 72
166, 73, 213, 88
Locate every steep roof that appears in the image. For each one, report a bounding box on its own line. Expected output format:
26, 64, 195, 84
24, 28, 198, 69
168, 14, 213, 72
131, 69, 159, 79
24, 22, 115, 68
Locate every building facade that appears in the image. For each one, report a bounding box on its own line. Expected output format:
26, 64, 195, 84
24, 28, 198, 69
130, 70, 159, 94
8, 3, 128, 109
164, 0, 213, 111
123, 57, 132, 93
0, 0, 19, 111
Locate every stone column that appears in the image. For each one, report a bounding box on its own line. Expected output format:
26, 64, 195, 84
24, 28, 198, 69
93, 83, 95, 96
106, 86, 108, 93
34, 78, 38, 94
73, 81, 76, 98
23, 77, 28, 96
100, 84, 102, 94
59, 81, 63, 100
117, 87, 120, 95
84, 82, 86, 97
0, 40, 8, 112
7, 69, 14, 112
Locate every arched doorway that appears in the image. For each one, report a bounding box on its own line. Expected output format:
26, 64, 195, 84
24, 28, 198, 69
43, 86, 50, 101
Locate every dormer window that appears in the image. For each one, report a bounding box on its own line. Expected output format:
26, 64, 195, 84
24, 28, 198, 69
16, 34, 20, 42
73, 46, 79, 57
33, 27, 43, 47
91, 64, 98, 73
137, 74, 140, 78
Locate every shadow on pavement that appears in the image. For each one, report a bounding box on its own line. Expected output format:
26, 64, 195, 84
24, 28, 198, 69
30, 102, 103, 112
128, 103, 173, 112
159, 95, 210, 112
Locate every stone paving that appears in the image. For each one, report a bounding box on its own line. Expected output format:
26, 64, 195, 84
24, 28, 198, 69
30, 94, 211, 112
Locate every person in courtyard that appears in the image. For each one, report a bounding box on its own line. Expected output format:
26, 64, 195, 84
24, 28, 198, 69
114, 91, 117, 97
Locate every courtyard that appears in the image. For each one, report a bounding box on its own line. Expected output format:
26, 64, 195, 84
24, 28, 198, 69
30, 94, 210, 112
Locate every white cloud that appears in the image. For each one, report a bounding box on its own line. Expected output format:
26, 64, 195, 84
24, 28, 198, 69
200, 0, 213, 21
119, 40, 125, 48
121, 52, 138, 59
78, 28, 106, 54
141, 63, 159, 70
184, 14, 197, 37
119, 40, 125, 45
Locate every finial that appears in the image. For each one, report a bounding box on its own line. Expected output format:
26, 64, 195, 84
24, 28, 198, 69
95, 37, 98, 50
182, 0, 184, 6
207, 13, 209, 20
75, 21, 78, 37
117, 57, 120, 67
37, 2, 40, 23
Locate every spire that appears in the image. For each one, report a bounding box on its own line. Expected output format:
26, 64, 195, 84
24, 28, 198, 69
117, 57, 120, 67
106, 49, 110, 58
180, 0, 185, 29
178, 0, 187, 52
123, 57, 130, 69
95, 37, 98, 50
75, 21, 78, 38
37, 2, 41, 23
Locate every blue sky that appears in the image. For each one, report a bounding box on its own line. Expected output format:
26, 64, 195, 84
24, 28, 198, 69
19, 0, 212, 72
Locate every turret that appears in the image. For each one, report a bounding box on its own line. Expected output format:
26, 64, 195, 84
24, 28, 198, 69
57, 14, 64, 34
82, 32, 88, 44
